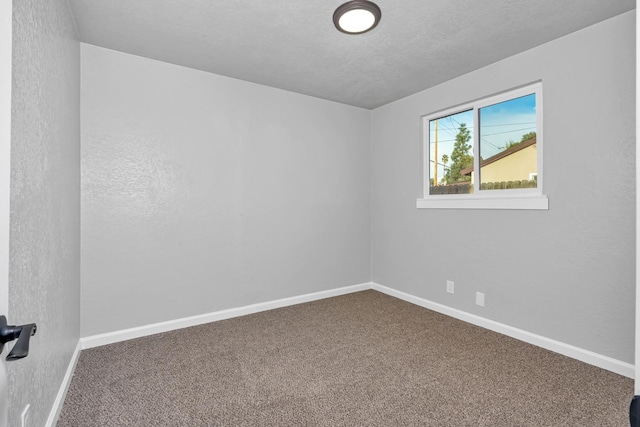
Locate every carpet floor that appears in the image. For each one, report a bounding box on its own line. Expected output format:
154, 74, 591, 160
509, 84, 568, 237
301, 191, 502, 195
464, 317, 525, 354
57, 290, 633, 426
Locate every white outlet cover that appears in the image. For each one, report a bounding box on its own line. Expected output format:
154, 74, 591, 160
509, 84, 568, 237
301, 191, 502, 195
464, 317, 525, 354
476, 292, 485, 306
446, 280, 454, 294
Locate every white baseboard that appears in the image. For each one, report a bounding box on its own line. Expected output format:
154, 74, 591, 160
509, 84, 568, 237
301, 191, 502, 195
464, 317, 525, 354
81, 282, 372, 349
79, 281, 633, 378
371, 282, 634, 379
45, 340, 82, 427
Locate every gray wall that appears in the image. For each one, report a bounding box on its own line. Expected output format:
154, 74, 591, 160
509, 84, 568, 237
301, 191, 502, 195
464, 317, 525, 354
371, 11, 635, 363
80, 44, 371, 337
9, 0, 81, 426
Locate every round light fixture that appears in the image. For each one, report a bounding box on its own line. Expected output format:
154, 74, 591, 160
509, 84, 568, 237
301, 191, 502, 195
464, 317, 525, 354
333, 1, 381, 35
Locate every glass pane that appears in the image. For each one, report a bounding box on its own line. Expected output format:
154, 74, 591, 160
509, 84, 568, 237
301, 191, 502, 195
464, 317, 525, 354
478, 94, 537, 191
428, 109, 474, 195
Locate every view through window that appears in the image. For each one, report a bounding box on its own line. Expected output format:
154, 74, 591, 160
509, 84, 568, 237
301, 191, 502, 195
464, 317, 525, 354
429, 109, 474, 195
427, 86, 539, 197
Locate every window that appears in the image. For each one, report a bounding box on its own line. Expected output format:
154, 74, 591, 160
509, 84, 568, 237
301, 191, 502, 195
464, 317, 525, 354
418, 83, 547, 210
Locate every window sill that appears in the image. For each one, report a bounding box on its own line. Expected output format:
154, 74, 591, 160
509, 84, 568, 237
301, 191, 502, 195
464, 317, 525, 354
416, 194, 548, 210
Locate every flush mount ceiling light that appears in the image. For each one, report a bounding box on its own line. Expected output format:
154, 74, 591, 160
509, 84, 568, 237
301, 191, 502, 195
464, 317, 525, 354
333, 1, 381, 35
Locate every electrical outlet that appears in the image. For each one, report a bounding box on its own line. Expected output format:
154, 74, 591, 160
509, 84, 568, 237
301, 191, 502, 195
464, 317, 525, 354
21, 404, 30, 427
446, 280, 454, 294
476, 292, 485, 307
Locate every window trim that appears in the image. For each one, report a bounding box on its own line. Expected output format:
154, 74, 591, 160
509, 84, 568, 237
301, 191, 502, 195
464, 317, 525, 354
417, 82, 547, 210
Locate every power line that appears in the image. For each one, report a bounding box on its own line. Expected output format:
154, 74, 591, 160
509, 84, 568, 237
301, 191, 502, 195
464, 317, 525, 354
429, 117, 535, 159
481, 126, 535, 137
429, 159, 450, 167
480, 121, 535, 128
481, 137, 502, 155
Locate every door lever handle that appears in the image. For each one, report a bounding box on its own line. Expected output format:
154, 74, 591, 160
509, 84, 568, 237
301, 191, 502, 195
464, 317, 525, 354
0, 316, 37, 361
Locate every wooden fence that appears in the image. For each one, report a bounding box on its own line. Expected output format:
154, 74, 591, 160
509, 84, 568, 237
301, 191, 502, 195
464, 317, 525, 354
430, 179, 537, 195
480, 179, 537, 190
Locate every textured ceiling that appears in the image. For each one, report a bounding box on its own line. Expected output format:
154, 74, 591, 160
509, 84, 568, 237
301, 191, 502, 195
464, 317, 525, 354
67, 0, 635, 109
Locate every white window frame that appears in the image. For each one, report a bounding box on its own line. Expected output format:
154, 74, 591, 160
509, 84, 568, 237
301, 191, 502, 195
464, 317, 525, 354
417, 82, 548, 210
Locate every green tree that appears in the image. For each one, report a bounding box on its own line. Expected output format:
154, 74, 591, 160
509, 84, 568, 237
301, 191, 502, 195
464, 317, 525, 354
446, 123, 473, 183
503, 140, 519, 150
503, 131, 536, 151
441, 154, 449, 184
520, 131, 536, 142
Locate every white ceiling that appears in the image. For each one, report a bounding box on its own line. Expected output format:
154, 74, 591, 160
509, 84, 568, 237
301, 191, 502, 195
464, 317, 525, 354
67, 0, 635, 109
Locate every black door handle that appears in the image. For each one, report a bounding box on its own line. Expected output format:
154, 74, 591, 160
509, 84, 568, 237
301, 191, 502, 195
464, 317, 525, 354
0, 315, 37, 361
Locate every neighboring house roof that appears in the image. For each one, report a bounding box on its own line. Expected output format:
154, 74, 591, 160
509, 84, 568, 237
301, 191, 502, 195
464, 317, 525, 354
461, 136, 536, 176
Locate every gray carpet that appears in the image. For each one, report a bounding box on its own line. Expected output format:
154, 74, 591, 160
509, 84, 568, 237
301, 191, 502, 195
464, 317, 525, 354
57, 290, 633, 426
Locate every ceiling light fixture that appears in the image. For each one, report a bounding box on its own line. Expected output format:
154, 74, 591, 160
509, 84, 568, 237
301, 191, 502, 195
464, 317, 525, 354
333, 1, 381, 35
